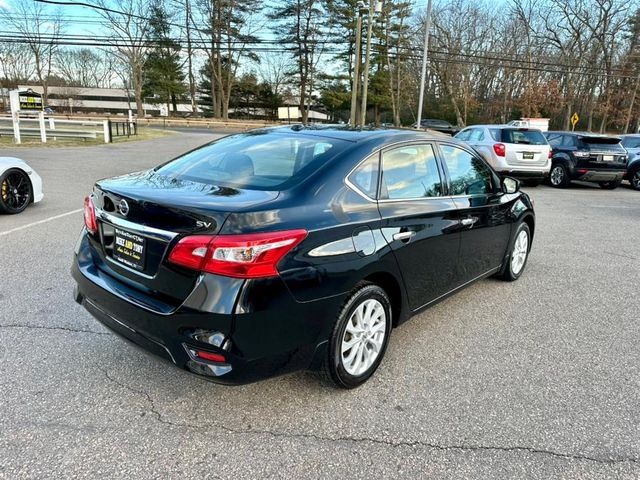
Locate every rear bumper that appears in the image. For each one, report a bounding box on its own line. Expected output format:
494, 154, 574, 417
497, 169, 549, 180
72, 235, 343, 385
573, 169, 625, 182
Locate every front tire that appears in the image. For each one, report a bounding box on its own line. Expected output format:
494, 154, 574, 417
599, 180, 621, 190
500, 222, 531, 281
0, 168, 32, 214
549, 163, 570, 188
629, 168, 640, 191
321, 284, 392, 388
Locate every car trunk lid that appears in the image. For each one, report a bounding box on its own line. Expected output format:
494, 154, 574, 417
576, 136, 627, 170
90, 170, 279, 305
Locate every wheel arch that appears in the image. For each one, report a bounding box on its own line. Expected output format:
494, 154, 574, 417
362, 271, 406, 327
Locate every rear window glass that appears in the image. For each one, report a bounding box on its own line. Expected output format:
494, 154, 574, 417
621, 137, 640, 149
502, 129, 547, 145
155, 132, 348, 190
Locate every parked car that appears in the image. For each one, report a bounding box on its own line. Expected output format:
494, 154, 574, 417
454, 125, 551, 185
44, 107, 55, 115
411, 119, 459, 135
0, 157, 44, 214
620, 134, 640, 190
544, 131, 628, 189
72, 126, 535, 388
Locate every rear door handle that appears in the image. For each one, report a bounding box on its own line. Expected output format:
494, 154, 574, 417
392, 231, 416, 242
461, 218, 475, 227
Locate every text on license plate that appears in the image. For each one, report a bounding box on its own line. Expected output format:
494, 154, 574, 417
113, 228, 146, 271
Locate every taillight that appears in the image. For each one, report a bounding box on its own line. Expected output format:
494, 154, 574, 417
84, 196, 97, 234
493, 143, 506, 157
168, 229, 308, 279
548, 149, 552, 159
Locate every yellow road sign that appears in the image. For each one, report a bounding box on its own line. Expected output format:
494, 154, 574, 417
571, 112, 579, 129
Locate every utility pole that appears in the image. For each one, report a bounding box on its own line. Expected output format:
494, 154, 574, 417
349, 4, 365, 126
415, 0, 433, 129
359, 1, 378, 127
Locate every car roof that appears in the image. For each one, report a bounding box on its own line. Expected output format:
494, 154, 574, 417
463, 124, 543, 130
547, 131, 622, 139
260, 124, 459, 146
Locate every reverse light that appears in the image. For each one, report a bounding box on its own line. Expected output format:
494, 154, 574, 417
493, 143, 506, 157
168, 229, 308, 279
84, 196, 97, 234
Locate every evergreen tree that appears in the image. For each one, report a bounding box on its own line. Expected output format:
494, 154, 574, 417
142, 2, 186, 114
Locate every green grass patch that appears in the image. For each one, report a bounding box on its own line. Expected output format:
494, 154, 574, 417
0, 127, 174, 148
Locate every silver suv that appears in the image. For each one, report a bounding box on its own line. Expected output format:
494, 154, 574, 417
455, 125, 552, 185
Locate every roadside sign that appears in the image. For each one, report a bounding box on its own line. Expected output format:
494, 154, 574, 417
571, 112, 579, 130
18, 89, 43, 111
159, 104, 168, 117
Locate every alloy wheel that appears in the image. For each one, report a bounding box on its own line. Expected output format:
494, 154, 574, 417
550, 166, 564, 186
632, 171, 640, 190
511, 230, 529, 275
1, 171, 30, 212
340, 298, 387, 376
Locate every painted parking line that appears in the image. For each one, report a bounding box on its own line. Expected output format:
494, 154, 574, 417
0, 208, 83, 237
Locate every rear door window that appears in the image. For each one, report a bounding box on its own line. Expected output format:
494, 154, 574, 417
502, 129, 548, 145
381, 144, 443, 199
440, 144, 494, 196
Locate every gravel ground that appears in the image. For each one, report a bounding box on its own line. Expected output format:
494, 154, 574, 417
0, 132, 638, 479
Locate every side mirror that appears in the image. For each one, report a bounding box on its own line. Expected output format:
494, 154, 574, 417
502, 176, 520, 194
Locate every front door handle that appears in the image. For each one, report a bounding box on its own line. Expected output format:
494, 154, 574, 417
392, 231, 416, 242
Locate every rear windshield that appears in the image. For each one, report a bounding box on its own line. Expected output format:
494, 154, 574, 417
579, 135, 622, 145
501, 129, 547, 145
155, 131, 349, 190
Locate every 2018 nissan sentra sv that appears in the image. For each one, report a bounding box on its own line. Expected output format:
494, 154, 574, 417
72, 126, 535, 388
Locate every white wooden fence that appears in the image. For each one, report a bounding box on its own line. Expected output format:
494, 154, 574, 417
0, 115, 111, 144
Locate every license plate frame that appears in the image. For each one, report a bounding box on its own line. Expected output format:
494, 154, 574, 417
113, 227, 146, 271
602, 155, 614, 162
522, 152, 535, 160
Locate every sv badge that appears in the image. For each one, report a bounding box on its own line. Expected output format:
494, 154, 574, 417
196, 220, 212, 229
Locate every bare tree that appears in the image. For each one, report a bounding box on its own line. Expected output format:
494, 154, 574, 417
0, 43, 36, 86
56, 48, 116, 88
94, 0, 151, 116
0, 0, 63, 103
193, 0, 261, 119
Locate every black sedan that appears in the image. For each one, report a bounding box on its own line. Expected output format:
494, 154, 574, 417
72, 126, 535, 388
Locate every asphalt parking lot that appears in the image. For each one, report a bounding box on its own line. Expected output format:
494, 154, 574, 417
0, 131, 638, 479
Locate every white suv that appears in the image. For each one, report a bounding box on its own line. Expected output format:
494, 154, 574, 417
455, 125, 552, 185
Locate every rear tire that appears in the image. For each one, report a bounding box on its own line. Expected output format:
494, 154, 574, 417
549, 163, 570, 188
629, 168, 640, 191
599, 180, 621, 190
500, 222, 531, 282
0, 168, 32, 214
320, 284, 392, 389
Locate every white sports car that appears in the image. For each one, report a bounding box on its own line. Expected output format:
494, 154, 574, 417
0, 157, 44, 214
